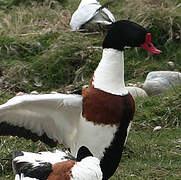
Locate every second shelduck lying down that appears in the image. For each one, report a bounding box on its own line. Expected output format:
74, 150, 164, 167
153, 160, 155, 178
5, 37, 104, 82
0, 20, 161, 179
70, 0, 115, 31
13, 146, 102, 180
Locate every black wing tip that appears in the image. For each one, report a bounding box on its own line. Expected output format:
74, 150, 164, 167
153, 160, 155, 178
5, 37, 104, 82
0, 122, 57, 147
22, 162, 52, 180
13, 156, 53, 179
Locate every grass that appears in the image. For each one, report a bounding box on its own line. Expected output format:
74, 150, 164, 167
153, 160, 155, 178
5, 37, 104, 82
0, 0, 181, 179
111, 128, 181, 179
110, 87, 181, 179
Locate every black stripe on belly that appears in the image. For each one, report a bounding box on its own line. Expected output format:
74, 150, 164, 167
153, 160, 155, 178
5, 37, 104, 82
100, 94, 135, 180
0, 122, 57, 147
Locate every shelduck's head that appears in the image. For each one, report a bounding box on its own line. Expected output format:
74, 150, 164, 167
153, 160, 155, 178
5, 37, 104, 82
103, 20, 161, 54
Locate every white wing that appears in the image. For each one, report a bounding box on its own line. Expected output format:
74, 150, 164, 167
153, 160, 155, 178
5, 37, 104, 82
70, 1, 115, 31
0, 93, 82, 147
102, 7, 116, 23
72, 157, 102, 180
15, 174, 37, 180
70, 3, 101, 30
13, 149, 72, 169
13, 149, 76, 180
89, 7, 115, 25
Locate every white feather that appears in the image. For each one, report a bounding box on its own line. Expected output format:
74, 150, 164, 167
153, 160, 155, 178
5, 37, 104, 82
13, 150, 102, 180
15, 174, 37, 180
13, 150, 72, 180
71, 157, 102, 180
70, 0, 115, 30
0, 93, 82, 148
72, 116, 118, 159
13, 149, 69, 167
93, 49, 128, 96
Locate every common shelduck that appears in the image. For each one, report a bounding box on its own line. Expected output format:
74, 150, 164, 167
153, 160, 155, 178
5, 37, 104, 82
0, 20, 161, 179
70, 0, 115, 31
13, 146, 102, 180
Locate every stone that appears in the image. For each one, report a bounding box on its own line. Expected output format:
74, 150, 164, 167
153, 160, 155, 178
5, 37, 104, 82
143, 71, 181, 96
153, 126, 162, 132
30, 91, 39, 95
16, 92, 25, 96
126, 86, 148, 98
167, 61, 175, 68
51, 91, 58, 94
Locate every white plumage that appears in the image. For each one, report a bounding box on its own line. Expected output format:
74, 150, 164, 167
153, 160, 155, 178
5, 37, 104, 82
15, 174, 37, 180
0, 93, 82, 148
13, 148, 102, 180
70, 0, 115, 31
0, 92, 118, 159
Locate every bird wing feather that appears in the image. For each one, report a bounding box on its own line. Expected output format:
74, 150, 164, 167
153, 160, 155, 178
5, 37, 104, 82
0, 93, 82, 147
70, 3, 101, 30
101, 7, 115, 23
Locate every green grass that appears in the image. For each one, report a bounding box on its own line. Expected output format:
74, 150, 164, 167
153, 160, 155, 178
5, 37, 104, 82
110, 87, 181, 179
0, 0, 181, 179
111, 128, 181, 180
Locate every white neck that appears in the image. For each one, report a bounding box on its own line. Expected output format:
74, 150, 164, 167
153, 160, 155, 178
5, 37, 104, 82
92, 48, 128, 96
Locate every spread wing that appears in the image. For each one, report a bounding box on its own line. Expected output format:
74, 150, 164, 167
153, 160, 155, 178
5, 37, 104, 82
0, 93, 82, 148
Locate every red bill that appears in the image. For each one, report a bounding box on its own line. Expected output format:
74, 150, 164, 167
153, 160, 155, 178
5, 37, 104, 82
141, 33, 162, 54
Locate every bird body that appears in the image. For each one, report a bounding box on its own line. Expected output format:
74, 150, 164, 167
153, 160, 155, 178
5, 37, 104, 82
0, 20, 161, 179
13, 147, 102, 180
70, 0, 115, 31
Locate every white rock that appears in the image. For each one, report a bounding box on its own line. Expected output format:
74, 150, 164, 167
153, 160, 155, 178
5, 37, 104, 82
153, 126, 162, 132
143, 71, 181, 96
126, 86, 148, 99
82, 85, 88, 89
34, 76, 43, 87
16, 92, 25, 96
30, 91, 39, 95
51, 91, 58, 94
167, 61, 175, 68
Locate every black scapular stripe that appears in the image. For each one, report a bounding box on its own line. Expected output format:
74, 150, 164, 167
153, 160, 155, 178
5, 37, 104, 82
0, 122, 57, 147
23, 162, 53, 180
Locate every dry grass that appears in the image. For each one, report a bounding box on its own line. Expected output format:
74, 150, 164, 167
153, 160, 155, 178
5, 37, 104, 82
0, 2, 71, 36
120, 0, 181, 43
